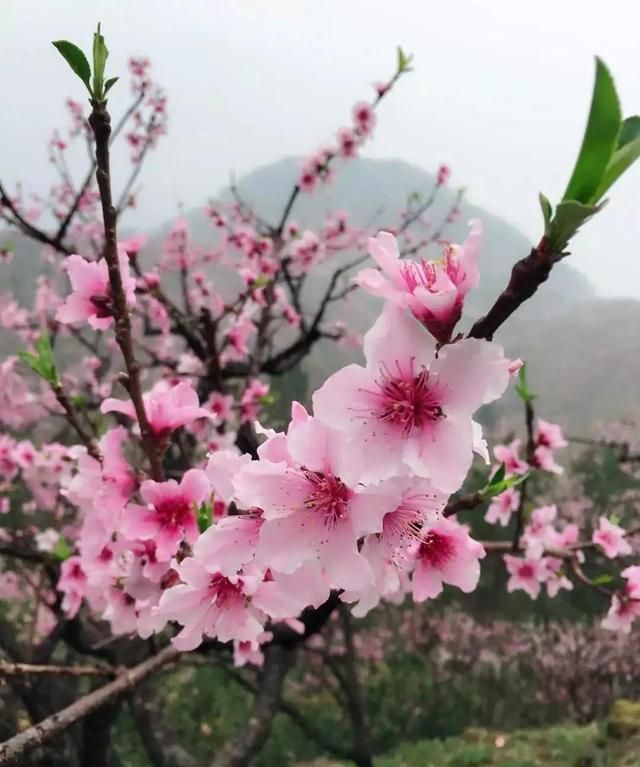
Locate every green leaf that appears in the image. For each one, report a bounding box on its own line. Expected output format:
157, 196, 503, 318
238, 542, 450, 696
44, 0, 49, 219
52, 536, 73, 561
52, 40, 92, 94
514, 363, 536, 404
17, 332, 60, 386
563, 58, 622, 204
103, 76, 119, 96
592, 573, 615, 586
480, 468, 529, 500
396, 46, 413, 74
538, 193, 553, 236
617, 115, 640, 148
92, 22, 109, 100
546, 199, 605, 253
488, 463, 506, 488
197, 502, 213, 533
591, 134, 640, 202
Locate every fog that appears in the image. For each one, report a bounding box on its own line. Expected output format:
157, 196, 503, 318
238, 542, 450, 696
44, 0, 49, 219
2, 0, 639, 296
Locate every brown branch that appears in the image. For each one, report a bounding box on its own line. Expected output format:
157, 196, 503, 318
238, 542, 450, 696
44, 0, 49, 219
482, 525, 640, 560
0, 644, 179, 766
0, 661, 113, 678
89, 98, 164, 481
0, 181, 73, 256
512, 398, 535, 551
115, 109, 159, 216
468, 237, 560, 341
53, 164, 95, 249
53, 384, 102, 461
0, 545, 49, 565
443, 490, 484, 518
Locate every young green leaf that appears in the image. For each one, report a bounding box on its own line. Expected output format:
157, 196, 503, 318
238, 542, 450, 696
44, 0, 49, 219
617, 115, 640, 148
17, 333, 60, 387
563, 58, 622, 205
197, 502, 213, 533
396, 46, 413, 74
488, 463, 507, 488
514, 363, 536, 404
103, 76, 119, 96
538, 193, 553, 235
480, 468, 529, 500
590, 116, 640, 201
52, 536, 73, 561
546, 199, 604, 253
52, 40, 92, 95
591, 573, 615, 586
92, 23, 109, 100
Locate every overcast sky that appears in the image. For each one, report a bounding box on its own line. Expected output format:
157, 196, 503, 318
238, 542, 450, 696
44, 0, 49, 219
2, 0, 639, 296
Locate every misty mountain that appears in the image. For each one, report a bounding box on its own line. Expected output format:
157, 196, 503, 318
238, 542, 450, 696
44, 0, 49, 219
1, 157, 637, 432
209, 158, 634, 432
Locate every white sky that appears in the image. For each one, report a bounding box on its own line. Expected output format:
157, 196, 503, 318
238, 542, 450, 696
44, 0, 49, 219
2, 0, 639, 296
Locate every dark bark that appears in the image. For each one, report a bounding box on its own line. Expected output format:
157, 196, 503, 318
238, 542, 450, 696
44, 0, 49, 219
338, 607, 374, 767
0, 645, 178, 766
468, 239, 558, 341
79, 699, 121, 767
208, 646, 294, 767
129, 685, 201, 767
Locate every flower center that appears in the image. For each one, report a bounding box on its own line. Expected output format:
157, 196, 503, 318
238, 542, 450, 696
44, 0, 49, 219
417, 530, 455, 568
383, 492, 442, 562
155, 497, 193, 528
399, 260, 437, 294
374, 363, 443, 435
90, 288, 114, 318
302, 469, 351, 527
518, 563, 535, 579
208, 573, 243, 607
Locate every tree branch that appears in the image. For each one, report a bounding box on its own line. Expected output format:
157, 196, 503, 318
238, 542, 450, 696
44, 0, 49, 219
0, 661, 113, 678
89, 98, 164, 481
468, 237, 559, 341
0, 645, 179, 766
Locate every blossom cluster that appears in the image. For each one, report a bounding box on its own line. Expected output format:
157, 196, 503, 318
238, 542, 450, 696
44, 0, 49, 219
50, 222, 516, 661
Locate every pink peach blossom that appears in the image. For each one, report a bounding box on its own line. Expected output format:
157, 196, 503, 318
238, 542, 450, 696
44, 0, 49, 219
504, 555, 547, 599
123, 469, 211, 560
485, 487, 520, 527
101, 380, 213, 439
234, 412, 379, 591
493, 439, 529, 476
593, 517, 632, 559
535, 419, 568, 450
354, 221, 481, 343
313, 304, 511, 493
57, 250, 136, 330
156, 557, 265, 651
411, 518, 485, 601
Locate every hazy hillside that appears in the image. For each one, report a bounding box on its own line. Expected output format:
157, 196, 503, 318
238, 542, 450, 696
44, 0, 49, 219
206, 158, 631, 432
1, 157, 637, 432
203, 157, 596, 319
